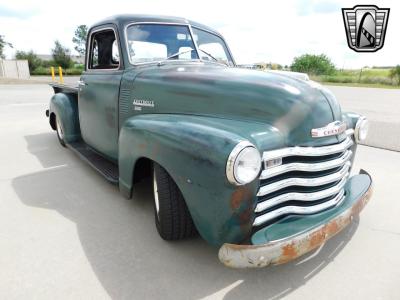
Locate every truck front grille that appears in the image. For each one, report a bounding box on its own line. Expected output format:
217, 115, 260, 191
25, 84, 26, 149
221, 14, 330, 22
254, 137, 353, 227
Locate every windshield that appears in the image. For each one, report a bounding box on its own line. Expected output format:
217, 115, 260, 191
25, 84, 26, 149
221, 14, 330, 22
192, 27, 234, 66
126, 24, 199, 64
126, 23, 234, 66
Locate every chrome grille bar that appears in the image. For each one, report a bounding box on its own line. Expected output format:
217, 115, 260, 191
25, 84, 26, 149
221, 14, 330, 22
253, 189, 346, 227
255, 175, 348, 213
257, 162, 350, 196
262, 137, 353, 161
260, 150, 352, 180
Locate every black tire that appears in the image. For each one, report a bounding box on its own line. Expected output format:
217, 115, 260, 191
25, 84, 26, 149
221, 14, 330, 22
55, 116, 66, 147
152, 162, 197, 240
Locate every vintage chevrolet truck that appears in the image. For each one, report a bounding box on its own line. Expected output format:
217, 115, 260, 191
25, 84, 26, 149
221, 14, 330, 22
46, 15, 372, 268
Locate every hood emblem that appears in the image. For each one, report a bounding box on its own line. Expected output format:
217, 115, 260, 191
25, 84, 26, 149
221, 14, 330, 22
311, 121, 347, 138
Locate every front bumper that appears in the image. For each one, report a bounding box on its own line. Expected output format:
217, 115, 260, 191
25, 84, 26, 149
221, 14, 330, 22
218, 170, 373, 268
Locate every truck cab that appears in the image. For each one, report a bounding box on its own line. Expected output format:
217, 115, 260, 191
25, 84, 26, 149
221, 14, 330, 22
47, 15, 372, 268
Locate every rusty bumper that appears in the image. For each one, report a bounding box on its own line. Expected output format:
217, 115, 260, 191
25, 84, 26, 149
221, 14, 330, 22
218, 171, 373, 268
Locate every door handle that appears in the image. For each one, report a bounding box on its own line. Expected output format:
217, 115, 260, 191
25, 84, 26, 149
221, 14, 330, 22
78, 80, 87, 87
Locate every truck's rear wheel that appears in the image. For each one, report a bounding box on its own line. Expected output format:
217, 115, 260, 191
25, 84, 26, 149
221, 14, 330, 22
152, 162, 197, 240
55, 116, 66, 147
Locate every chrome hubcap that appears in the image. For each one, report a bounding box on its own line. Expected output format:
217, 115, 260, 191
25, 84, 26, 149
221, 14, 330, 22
153, 169, 160, 218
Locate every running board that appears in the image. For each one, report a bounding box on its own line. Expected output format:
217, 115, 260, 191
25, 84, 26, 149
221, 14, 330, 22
66, 141, 119, 184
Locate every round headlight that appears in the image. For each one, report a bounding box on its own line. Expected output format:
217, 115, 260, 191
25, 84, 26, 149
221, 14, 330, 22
226, 141, 261, 185
355, 116, 369, 142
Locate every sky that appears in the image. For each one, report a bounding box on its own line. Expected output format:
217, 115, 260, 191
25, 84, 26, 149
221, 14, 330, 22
0, 0, 398, 68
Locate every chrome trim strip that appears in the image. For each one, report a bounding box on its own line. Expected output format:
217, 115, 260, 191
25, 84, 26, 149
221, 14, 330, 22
345, 128, 355, 136
260, 150, 352, 180
255, 175, 348, 213
262, 137, 353, 161
257, 162, 350, 196
253, 189, 346, 227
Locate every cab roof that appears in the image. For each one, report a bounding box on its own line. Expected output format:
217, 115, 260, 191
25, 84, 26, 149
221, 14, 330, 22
91, 14, 221, 36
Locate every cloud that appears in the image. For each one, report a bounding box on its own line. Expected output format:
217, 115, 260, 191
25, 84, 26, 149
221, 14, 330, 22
0, 0, 398, 68
0, 4, 38, 19
297, 0, 341, 16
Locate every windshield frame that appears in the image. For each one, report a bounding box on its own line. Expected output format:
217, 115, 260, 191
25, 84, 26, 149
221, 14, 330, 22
124, 21, 235, 66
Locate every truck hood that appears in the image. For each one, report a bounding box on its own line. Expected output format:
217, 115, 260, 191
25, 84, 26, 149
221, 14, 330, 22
127, 63, 343, 146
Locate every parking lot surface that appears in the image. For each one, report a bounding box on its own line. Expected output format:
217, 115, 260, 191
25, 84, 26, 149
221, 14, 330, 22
0, 83, 399, 299
329, 85, 400, 152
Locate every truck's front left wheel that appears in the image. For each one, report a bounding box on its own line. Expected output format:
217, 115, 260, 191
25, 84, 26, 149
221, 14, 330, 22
152, 162, 197, 240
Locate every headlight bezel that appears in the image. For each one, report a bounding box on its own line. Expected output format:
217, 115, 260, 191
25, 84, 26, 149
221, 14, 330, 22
354, 116, 369, 143
226, 141, 262, 185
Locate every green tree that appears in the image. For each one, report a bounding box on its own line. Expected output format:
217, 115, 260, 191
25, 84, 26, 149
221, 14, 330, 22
0, 35, 13, 59
52, 40, 73, 69
72, 25, 88, 56
291, 54, 335, 75
389, 65, 400, 85
15, 50, 42, 72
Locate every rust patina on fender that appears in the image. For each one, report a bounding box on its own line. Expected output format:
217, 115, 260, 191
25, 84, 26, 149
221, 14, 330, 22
219, 171, 372, 268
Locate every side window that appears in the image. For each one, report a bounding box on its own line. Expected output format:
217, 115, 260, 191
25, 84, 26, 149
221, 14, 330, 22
89, 29, 120, 70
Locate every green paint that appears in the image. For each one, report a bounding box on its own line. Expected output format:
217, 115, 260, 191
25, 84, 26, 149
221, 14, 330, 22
48, 15, 369, 247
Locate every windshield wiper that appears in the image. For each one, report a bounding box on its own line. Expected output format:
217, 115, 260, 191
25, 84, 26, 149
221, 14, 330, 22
158, 48, 195, 66
157, 47, 229, 67
198, 49, 229, 66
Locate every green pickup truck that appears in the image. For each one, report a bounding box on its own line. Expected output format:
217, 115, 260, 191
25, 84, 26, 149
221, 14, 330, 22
46, 15, 372, 268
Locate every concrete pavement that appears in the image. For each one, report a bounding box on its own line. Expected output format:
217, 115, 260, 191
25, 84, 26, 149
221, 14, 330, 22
329, 85, 400, 152
0, 83, 399, 299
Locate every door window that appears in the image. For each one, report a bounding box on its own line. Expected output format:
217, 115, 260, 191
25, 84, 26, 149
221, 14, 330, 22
88, 29, 120, 70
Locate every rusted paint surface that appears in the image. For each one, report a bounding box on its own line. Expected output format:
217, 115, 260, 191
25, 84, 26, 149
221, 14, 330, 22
230, 186, 255, 237
219, 182, 373, 268
230, 186, 253, 211
279, 243, 298, 264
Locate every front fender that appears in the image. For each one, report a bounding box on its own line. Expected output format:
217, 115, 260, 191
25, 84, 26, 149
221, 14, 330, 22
119, 114, 284, 246
49, 92, 80, 143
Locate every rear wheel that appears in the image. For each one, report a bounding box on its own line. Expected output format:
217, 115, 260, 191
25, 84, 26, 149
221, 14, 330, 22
55, 116, 66, 147
152, 162, 197, 240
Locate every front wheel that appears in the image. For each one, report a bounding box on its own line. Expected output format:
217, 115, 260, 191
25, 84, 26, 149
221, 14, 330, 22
55, 116, 66, 147
152, 162, 197, 240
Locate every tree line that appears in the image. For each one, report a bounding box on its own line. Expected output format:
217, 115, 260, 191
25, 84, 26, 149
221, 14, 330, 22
291, 54, 400, 86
